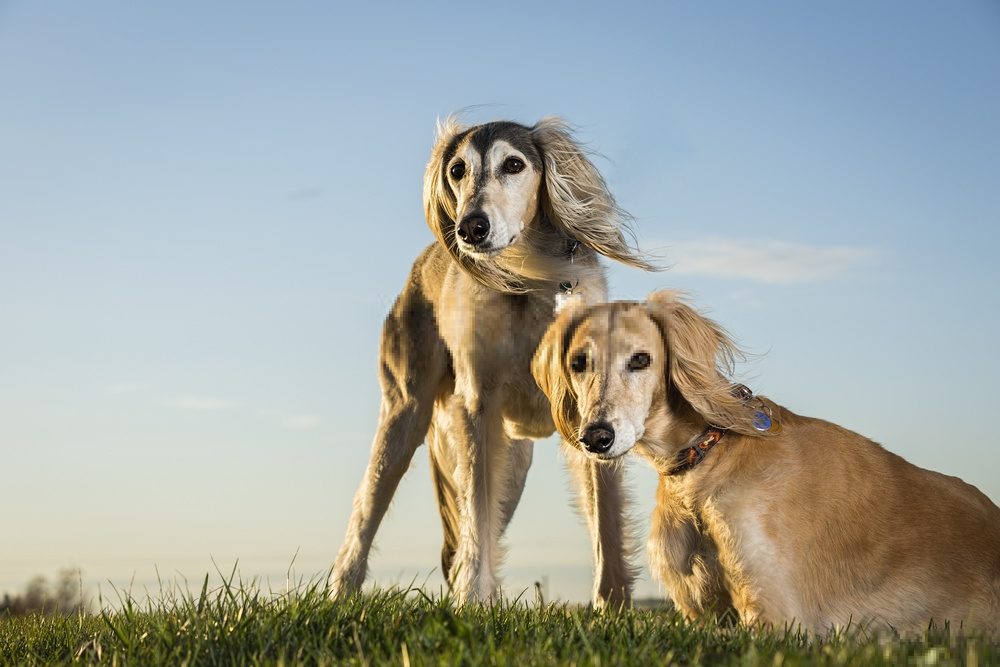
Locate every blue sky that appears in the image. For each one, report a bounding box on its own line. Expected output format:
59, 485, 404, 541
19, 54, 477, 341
2, 1, 998, 604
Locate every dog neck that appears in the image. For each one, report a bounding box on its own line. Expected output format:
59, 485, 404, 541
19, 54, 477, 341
635, 384, 713, 470
496, 225, 604, 294
637, 383, 772, 477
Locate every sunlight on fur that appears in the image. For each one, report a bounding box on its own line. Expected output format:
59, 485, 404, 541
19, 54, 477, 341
532, 290, 1000, 633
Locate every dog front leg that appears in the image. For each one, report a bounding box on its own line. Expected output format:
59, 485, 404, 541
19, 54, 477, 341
562, 441, 634, 608
447, 391, 511, 604
647, 477, 734, 620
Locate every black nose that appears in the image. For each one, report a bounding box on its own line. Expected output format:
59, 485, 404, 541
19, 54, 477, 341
580, 422, 615, 454
457, 215, 490, 245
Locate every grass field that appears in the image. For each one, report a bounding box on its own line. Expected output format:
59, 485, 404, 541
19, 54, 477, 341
2, 571, 998, 666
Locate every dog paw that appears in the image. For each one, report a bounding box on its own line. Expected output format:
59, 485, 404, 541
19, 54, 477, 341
593, 585, 632, 611
328, 562, 366, 600
448, 559, 500, 604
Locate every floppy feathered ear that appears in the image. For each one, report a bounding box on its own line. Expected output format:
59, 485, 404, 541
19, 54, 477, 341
531, 117, 659, 272
532, 304, 587, 444
423, 116, 464, 258
645, 290, 759, 435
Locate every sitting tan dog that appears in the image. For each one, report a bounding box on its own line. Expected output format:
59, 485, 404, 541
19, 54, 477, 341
532, 290, 1000, 633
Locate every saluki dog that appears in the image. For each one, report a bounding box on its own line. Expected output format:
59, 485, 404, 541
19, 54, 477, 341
533, 290, 1000, 632
329, 117, 655, 605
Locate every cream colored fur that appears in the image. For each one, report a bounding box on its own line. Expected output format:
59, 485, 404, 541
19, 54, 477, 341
329, 118, 652, 605
532, 290, 1000, 632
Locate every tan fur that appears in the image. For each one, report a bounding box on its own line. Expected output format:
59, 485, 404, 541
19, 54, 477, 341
330, 118, 651, 605
532, 290, 1000, 632
424, 116, 656, 293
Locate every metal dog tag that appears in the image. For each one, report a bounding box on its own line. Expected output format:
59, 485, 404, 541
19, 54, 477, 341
752, 411, 772, 431
554, 281, 583, 313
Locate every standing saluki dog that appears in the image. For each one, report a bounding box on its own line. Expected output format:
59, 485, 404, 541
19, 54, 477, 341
329, 117, 656, 605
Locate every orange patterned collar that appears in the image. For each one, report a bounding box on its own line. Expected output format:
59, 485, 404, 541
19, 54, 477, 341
664, 426, 727, 476
663, 384, 781, 476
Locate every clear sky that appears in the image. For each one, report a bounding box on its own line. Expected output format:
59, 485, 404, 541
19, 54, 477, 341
2, 1, 999, 605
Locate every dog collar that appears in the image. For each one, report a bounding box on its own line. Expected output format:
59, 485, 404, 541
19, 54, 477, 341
665, 426, 727, 476
553, 238, 583, 313
663, 384, 781, 476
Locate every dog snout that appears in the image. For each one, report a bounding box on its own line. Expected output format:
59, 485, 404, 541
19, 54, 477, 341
457, 214, 490, 245
581, 422, 615, 454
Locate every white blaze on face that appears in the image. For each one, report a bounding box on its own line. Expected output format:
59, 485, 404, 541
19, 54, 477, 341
448, 139, 542, 256
567, 307, 666, 459
480, 141, 541, 246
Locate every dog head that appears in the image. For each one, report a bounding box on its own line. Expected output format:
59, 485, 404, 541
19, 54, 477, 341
424, 116, 657, 293
532, 290, 760, 460
428, 120, 544, 259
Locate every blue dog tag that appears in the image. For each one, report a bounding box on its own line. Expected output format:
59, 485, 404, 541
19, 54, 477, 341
752, 411, 772, 431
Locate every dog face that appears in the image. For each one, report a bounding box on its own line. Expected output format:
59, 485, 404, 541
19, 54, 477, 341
428, 121, 544, 261
534, 302, 666, 460
567, 304, 667, 459
444, 123, 544, 258
533, 291, 760, 461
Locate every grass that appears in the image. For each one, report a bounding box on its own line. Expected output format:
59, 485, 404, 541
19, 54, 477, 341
2, 569, 999, 665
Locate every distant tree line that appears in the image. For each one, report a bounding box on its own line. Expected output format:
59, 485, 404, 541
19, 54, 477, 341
0, 568, 88, 617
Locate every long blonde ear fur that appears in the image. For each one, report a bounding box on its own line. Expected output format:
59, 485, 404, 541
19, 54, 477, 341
532, 117, 659, 273
532, 305, 587, 444
645, 290, 760, 435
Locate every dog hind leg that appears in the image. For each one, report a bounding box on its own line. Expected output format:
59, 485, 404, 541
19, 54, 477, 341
329, 396, 436, 596
329, 288, 446, 598
427, 419, 460, 581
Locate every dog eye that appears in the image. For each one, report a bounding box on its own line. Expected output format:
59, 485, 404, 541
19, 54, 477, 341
503, 157, 525, 174
570, 353, 588, 373
449, 162, 466, 180
627, 352, 651, 371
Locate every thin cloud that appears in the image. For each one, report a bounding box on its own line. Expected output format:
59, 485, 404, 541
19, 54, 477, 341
282, 415, 319, 429
162, 395, 238, 411
664, 238, 880, 284
263, 408, 319, 429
